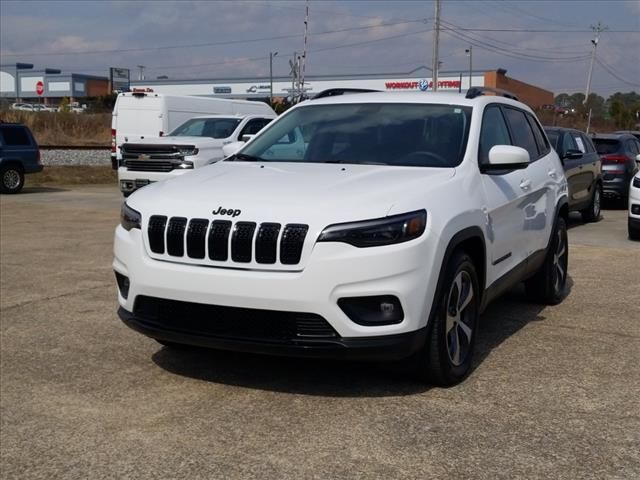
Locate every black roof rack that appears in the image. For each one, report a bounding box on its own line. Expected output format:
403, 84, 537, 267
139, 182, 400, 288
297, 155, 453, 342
465, 87, 519, 101
312, 88, 380, 99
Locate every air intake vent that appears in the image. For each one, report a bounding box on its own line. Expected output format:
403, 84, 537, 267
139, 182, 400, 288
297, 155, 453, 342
255, 223, 281, 264
208, 220, 232, 261
148, 215, 167, 254
186, 219, 209, 259
280, 224, 308, 264
231, 222, 257, 263
166, 217, 187, 256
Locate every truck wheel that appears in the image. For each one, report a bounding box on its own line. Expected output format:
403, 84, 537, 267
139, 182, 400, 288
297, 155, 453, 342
525, 217, 568, 305
412, 251, 480, 386
0, 165, 25, 194
581, 185, 601, 222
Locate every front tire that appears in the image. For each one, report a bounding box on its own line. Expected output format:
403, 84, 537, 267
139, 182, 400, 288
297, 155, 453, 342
629, 218, 640, 241
0, 165, 25, 194
525, 217, 568, 305
581, 184, 601, 222
412, 251, 480, 386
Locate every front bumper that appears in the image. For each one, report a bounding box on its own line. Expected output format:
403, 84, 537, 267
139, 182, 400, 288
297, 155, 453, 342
113, 224, 442, 347
119, 306, 427, 360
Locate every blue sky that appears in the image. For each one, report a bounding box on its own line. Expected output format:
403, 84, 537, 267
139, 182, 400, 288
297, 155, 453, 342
1, 0, 638, 97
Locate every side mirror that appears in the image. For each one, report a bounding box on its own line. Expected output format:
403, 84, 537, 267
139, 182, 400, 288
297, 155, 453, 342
563, 149, 583, 160
483, 145, 530, 172
241, 134, 255, 143
222, 141, 245, 158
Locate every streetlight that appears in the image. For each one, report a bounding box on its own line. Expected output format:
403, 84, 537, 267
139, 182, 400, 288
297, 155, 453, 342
465, 46, 473, 89
269, 51, 278, 105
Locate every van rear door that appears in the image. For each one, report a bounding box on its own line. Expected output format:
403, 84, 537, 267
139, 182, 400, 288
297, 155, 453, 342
113, 95, 165, 157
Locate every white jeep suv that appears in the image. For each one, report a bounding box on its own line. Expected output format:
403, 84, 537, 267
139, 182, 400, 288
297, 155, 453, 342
114, 88, 569, 385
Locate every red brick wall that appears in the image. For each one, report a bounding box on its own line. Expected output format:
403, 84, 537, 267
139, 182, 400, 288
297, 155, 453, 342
484, 71, 553, 109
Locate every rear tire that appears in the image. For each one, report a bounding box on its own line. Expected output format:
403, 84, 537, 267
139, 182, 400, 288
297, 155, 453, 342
581, 185, 601, 222
0, 165, 25, 194
525, 217, 568, 305
411, 251, 480, 386
629, 219, 640, 241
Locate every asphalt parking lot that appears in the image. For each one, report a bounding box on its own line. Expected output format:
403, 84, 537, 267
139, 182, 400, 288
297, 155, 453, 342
1, 185, 639, 479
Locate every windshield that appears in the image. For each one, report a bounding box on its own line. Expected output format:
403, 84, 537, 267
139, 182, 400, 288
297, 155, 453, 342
237, 103, 472, 167
593, 139, 621, 154
170, 118, 241, 138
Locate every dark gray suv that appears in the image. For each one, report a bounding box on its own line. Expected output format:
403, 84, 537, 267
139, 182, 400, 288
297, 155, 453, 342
592, 133, 640, 202
0, 123, 42, 194
544, 127, 602, 222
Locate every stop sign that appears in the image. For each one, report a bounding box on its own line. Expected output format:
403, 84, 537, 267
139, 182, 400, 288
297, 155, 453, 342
36, 81, 44, 96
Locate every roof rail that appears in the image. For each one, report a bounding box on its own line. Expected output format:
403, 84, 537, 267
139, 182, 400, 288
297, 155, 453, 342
312, 88, 380, 99
465, 87, 519, 101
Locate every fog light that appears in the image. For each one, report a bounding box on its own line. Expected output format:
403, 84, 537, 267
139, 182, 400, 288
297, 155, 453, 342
338, 295, 404, 326
632, 204, 640, 215
115, 271, 130, 299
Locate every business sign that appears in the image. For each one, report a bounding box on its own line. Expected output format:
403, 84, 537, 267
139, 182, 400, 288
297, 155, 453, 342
384, 79, 461, 91
35, 81, 45, 96
110, 67, 130, 92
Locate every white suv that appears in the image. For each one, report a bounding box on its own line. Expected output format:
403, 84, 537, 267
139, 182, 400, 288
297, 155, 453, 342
114, 88, 569, 385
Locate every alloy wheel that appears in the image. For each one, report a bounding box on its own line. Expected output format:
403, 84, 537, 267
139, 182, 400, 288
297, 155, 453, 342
445, 270, 475, 366
552, 229, 568, 294
3, 170, 20, 190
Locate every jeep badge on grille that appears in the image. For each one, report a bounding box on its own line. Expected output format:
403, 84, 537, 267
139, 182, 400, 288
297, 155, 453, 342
212, 206, 241, 217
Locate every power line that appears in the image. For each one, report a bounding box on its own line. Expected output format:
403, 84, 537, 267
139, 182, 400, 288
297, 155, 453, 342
595, 57, 640, 87
1, 18, 428, 58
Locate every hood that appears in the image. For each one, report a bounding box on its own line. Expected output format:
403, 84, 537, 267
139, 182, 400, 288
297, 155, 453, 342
130, 161, 455, 224
127, 135, 224, 147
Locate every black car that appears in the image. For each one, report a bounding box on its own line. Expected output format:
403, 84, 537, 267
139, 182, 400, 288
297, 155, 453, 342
544, 127, 602, 221
0, 122, 42, 194
591, 133, 640, 202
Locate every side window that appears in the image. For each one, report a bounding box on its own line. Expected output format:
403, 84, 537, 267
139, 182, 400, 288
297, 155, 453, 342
503, 108, 539, 161
571, 133, 586, 153
627, 140, 639, 155
581, 134, 596, 153
526, 113, 549, 156
239, 118, 270, 139
1, 127, 31, 146
479, 105, 511, 164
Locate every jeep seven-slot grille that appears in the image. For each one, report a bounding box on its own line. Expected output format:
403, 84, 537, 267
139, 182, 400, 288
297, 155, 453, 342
134, 296, 338, 341
147, 217, 308, 266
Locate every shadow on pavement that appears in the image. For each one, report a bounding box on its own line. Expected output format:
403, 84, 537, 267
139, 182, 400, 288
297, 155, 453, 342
152, 280, 571, 397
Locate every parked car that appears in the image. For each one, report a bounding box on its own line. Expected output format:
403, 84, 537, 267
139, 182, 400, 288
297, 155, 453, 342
0, 123, 42, 194
111, 90, 276, 170
615, 130, 640, 141
10, 103, 36, 112
591, 133, 640, 202
114, 88, 570, 386
544, 127, 602, 222
629, 172, 640, 240
118, 114, 275, 196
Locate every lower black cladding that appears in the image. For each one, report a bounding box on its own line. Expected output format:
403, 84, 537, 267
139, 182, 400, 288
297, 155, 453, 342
119, 296, 427, 360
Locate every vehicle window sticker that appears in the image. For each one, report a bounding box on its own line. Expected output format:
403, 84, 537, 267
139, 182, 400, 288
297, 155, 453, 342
573, 135, 586, 153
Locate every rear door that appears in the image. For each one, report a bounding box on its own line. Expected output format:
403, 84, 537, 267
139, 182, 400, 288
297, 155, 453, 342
503, 107, 555, 256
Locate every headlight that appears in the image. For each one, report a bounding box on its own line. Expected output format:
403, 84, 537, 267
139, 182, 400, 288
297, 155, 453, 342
633, 176, 640, 188
121, 202, 141, 231
178, 146, 198, 156
318, 210, 426, 247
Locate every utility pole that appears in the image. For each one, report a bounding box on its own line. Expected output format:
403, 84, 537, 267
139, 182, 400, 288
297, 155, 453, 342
137, 65, 146, 81
432, 0, 441, 91
584, 21, 607, 134
300, 0, 309, 99
465, 46, 473, 89
269, 51, 278, 105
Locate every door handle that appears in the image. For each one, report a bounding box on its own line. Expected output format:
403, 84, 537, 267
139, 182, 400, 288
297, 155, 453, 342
519, 179, 532, 190
548, 169, 557, 178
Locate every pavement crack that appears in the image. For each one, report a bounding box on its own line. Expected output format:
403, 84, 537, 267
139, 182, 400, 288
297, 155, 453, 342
1, 283, 112, 311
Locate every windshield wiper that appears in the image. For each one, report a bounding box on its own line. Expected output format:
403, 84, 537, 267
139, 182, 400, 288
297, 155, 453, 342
231, 153, 263, 162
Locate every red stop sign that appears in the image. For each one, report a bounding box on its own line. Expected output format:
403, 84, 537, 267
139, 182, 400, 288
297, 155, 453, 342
36, 81, 44, 96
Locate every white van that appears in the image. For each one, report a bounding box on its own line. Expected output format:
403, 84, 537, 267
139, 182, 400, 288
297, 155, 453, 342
110, 90, 275, 168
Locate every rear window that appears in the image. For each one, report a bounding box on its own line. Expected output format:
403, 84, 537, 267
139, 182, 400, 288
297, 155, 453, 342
593, 139, 621, 154
0, 126, 31, 146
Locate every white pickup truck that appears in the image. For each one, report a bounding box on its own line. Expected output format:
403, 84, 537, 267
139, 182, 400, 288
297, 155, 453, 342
118, 113, 275, 196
